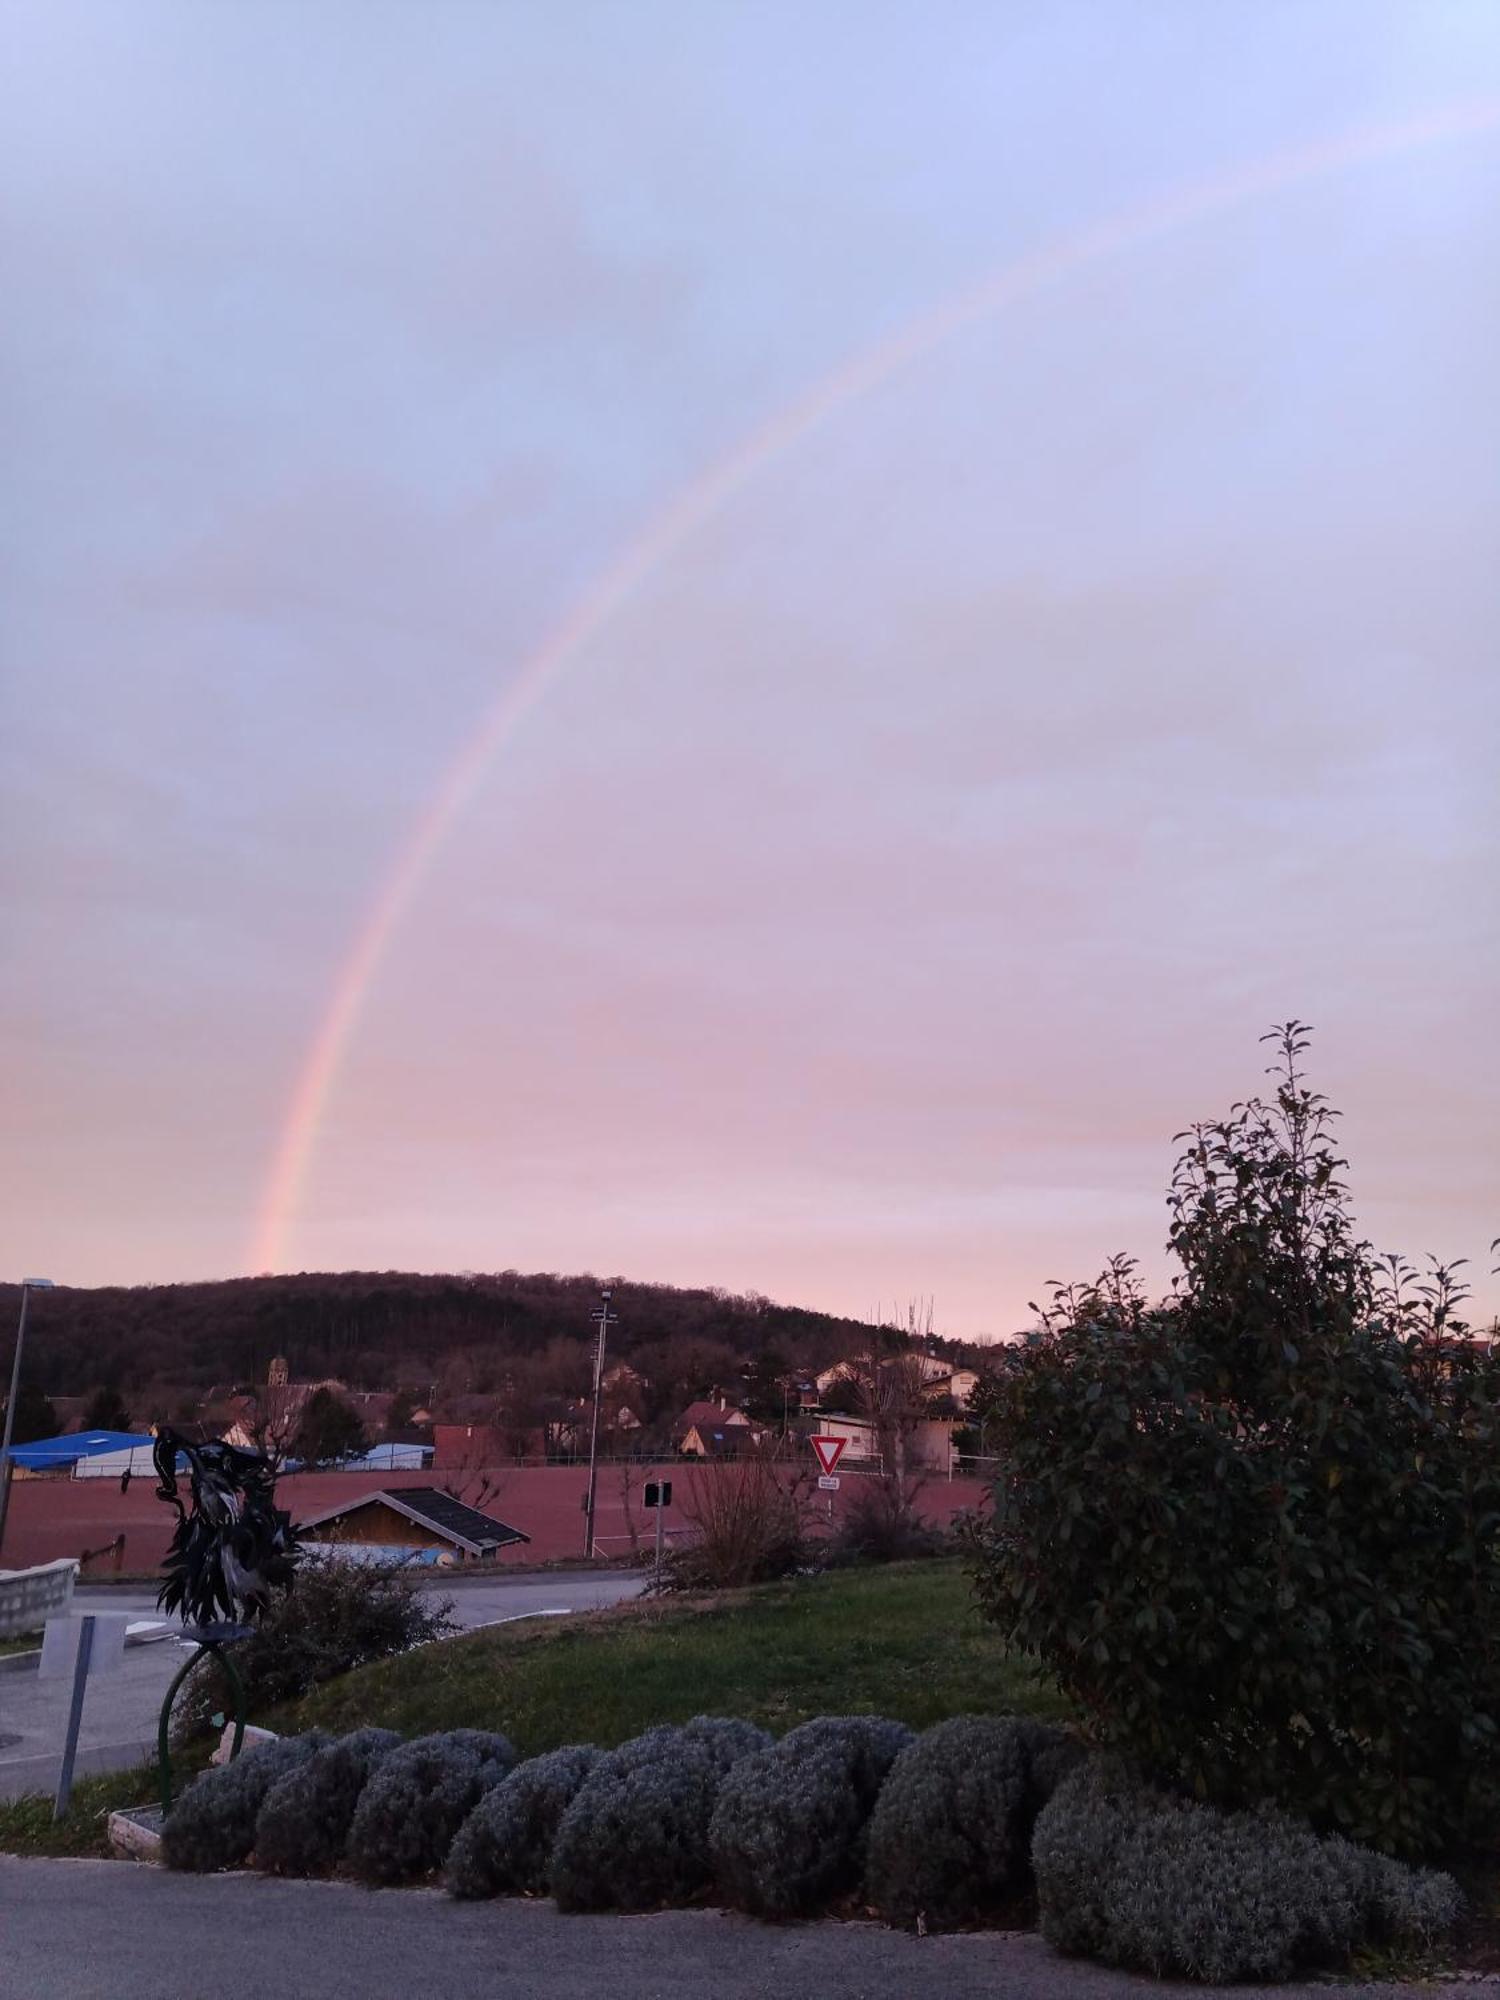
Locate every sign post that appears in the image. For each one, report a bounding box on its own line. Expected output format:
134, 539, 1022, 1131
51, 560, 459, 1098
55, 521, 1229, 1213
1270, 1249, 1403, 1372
644, 1479, 673, 1585
40, 1611, 127, 1819
808, 1436, 846, 1522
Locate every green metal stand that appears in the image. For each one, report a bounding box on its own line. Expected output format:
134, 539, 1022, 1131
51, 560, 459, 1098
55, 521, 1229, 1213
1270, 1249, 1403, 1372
157, 1638, 248, 1816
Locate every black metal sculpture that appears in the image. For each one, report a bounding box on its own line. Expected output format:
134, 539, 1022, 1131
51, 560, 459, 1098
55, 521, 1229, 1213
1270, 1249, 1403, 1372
152, 1426, 300, 1626
150, 1427, 301, 1814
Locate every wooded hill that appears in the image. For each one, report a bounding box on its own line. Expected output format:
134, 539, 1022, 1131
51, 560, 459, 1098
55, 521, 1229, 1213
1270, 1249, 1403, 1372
0, 1270, 984, 1410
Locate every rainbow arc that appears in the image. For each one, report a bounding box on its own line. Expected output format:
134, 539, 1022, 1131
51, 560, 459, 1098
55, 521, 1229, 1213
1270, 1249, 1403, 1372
250, 99, 1500, 1275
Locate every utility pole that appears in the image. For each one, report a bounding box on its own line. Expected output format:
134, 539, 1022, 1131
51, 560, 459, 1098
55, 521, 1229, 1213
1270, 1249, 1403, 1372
0, 1278, 56, 1560
581, 1286, 618, 1559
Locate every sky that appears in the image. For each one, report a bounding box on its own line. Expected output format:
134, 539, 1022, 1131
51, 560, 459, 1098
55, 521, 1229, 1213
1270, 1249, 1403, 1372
2, 1, 1497, 1339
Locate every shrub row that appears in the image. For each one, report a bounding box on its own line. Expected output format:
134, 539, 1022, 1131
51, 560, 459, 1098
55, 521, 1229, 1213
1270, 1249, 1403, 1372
162, 1718, 1462, 1981
164, 1712, 1076, 1922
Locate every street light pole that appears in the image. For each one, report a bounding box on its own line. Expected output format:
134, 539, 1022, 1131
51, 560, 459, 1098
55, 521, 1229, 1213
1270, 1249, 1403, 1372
0, 1278, 57, 1559
581, 1286, 618, 1559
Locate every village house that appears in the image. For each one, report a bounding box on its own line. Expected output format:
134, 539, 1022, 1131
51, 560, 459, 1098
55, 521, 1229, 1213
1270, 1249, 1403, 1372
673, 1396, 756, 1458
296, 1486, 531, 1566
807, 1411, 958, 1475
923, 1365, 980, 1410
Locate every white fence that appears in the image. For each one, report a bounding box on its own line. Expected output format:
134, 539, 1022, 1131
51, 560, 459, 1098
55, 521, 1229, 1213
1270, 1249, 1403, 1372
71, 1445, 160, 1480
0, 1556, 78, 1638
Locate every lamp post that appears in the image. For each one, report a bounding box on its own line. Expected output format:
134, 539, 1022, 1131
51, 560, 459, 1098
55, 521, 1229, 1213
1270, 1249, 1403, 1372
0, 1278, 57, 1559
581, 1287, 618, 1559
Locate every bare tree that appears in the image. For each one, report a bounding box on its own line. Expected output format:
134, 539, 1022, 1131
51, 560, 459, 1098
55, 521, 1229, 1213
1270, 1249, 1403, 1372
858, 1350, 929, 1484
873, 1295, 936, 1355
842, 1342, 932, 1550
441, 1437, 511, 1517
666, 1439, 807, 1589
238, 1382, 303, 1469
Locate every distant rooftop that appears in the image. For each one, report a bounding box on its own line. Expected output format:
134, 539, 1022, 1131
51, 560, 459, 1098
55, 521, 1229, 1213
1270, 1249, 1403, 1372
296, 1485, 530, 1555
675, 1399, 749, 1432
8, 1429, 152, 1469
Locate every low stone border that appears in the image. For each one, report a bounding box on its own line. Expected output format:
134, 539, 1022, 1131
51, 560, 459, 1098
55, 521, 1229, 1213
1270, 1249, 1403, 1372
107, 1805, 164, 1863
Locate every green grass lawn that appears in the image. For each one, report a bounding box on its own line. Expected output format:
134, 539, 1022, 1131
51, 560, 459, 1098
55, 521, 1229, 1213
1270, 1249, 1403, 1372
0, 1560, 1062, 1860
0, 1764, 161, 1859
0, 1632, 42, 1658
278, 1558, 1067, 1751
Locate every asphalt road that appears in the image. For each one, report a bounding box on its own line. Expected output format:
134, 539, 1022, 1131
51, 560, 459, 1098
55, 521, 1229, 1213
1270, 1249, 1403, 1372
0, 1861, 1463, 2000
0, 1572, 645, 1801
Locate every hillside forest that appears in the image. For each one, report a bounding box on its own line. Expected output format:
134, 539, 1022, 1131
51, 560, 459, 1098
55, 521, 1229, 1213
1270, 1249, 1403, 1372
0, 1269, 984, 1438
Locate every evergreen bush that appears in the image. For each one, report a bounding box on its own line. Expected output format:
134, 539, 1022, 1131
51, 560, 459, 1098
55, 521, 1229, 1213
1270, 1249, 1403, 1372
549, 1718, 770, 1911
254, 1726, 403, 1876
445, 1745, 603, 1899
1359, 1846, 1466, 1947
1033, 1759, 1462, 1984
865, 1715, 1080, 1929
778, 1715, 914, 1794
1023, 1718, 1086, 1807
162, 1732, 326, 1872
677, 1715, 774, 1771
346, 1728, 515, 1884
708, 1714, 913, 1917
965, 1024, 1500, 1856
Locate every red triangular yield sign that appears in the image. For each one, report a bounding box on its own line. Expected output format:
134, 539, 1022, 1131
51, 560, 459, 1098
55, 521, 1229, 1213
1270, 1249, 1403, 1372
810, 1435, 846, 1475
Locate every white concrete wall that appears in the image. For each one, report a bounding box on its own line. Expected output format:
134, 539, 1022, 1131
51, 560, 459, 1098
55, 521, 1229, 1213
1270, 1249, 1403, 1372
0, 1556, 78, 1637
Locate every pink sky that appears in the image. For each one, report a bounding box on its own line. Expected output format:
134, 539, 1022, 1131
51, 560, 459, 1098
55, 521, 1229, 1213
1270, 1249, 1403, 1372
2, 3, 1496, 1337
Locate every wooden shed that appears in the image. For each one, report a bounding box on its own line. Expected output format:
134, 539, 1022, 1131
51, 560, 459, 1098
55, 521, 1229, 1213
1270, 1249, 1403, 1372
295, 1486, 531, 1566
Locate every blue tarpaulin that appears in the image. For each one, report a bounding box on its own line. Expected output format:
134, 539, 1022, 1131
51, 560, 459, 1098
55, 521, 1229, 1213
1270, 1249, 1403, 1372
8, 1429, 154, 1469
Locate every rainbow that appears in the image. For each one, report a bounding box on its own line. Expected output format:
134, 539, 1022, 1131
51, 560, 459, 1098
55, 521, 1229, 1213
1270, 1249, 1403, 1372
250, 98, 1500, 1274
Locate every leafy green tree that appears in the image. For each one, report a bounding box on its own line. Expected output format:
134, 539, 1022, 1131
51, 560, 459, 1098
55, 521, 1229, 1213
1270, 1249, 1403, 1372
292, 1387, 370, 1467
966, 1024, 1500, 1858
81, 1384, 132, 1432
